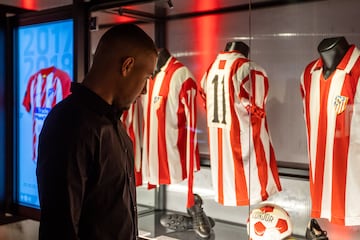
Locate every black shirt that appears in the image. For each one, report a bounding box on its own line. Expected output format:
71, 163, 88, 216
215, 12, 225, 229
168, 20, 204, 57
36, 83, 138, 240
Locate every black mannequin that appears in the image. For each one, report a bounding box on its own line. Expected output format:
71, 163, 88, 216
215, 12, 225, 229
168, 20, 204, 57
155, 48, 172, 74
224, 41, 249, 58
317, 36, 350, 79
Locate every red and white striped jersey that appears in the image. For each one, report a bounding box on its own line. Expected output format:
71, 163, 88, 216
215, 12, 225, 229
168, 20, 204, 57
22, 66, 71, 162
200, 51, 282, 206
300, 45, 360, 226
142, 56, 200, 185
121, 99, 144, 186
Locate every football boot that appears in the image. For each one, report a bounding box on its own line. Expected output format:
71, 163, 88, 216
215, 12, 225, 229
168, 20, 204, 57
305, 219, 328, 240
187, 194, 212, 239
160, 213, 215, 231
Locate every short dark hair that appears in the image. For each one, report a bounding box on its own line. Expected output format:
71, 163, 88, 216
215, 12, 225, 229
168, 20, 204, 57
95, 23, 157, 58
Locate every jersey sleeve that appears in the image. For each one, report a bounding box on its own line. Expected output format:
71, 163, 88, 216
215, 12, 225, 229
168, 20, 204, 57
120, 100, 144, 186
22, 75, 35, 112
178, 70, 200, 171
199, 64, 214, 108
235, 60, 268, 119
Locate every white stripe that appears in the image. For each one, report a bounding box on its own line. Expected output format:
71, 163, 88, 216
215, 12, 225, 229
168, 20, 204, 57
142, 84, 151, 183
252, 63, 266, 108
147, 72, 163, 184
346, 76, 360, 225
165, 69, 181, 184
344, 47, 360, 73
222, 130, 236, 205
35, 73, 42, 108
208, 128, 220, 203
309, 68, 321, 181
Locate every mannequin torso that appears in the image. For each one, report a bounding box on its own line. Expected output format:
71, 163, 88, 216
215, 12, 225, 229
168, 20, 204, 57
317, 36, 350, 79
224, 41, 249, 58
155, 48, 171, 74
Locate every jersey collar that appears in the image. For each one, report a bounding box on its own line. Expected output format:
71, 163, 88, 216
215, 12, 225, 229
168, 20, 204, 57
312, 45, 355, 74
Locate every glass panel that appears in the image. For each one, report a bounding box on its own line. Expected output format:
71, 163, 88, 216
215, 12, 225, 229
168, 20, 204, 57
0, 18, 5, 210
250, 0, 360, 238
90, 10, 157, 212
168, 11, 250, 156
166, 4, 253, 240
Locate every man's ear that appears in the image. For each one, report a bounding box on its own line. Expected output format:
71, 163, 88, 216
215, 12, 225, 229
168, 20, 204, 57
121, 57, 135, 76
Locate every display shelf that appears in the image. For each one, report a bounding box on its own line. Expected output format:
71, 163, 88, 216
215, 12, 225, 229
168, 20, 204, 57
138, 210, 307, 240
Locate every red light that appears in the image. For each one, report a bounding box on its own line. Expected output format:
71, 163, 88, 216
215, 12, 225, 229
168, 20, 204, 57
20, 0, 36, 10
194, 1, 220, 81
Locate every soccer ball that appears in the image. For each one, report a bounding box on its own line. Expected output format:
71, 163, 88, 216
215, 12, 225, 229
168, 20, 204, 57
247, 204, 292, 240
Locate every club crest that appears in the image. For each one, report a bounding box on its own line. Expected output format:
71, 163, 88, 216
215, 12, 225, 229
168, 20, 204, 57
334, 95, 348, 114
153, 95, 163, 109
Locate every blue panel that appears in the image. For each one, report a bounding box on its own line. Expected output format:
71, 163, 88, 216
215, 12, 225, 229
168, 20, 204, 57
0, 20, 5, 211
16, 19, 74, 208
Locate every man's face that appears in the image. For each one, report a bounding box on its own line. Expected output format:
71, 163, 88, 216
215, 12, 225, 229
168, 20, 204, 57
116, 51, 157, 109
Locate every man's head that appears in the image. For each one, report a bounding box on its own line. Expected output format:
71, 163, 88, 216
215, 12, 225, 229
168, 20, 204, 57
87, 24, 158, 110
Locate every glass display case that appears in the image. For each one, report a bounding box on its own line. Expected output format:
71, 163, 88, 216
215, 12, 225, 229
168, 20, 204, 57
90, 0, 360, 239
11, 9, 75, 219
0, 0, 359, 239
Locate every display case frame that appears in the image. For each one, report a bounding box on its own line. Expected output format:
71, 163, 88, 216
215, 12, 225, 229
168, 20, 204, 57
6, 3, 89, 220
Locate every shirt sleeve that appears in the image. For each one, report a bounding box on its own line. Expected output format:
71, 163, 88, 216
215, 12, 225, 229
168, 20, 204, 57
236, 60, 268, 119
36, 108, 92, 240
22, 75, 35, 112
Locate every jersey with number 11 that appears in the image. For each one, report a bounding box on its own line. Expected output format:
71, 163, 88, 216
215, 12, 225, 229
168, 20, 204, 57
200, 51, 281, 206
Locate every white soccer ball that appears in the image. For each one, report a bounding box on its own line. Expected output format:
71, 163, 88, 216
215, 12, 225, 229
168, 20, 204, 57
247, 204, 293, 240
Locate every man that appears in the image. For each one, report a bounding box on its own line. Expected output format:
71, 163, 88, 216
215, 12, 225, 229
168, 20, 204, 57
36, 24, 158, 240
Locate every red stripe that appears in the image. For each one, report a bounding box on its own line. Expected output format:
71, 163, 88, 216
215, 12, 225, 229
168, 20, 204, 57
122, 110, 129, 123
218, 60, 226, 70
313, 74, 331, 216
263, 73, 281, 191
40, 75, 46, 107
176, 97, 187, 180
145, 77, 155, 176
337, 46, 354, 70
51, 77, 58, 107
180, 79, 198, 208
250, 70, 269, 201
128, 106, 142, 186
302, 61, 317, 216
269, 139, 281, 190
128, 106, 136, 163
157, 58, 182, 184
22, 75, 34, 112
32, 120, 36, 160
230, 58, 249, 205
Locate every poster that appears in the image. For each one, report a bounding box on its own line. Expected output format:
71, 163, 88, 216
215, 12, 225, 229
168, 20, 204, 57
17, 19, 73, 208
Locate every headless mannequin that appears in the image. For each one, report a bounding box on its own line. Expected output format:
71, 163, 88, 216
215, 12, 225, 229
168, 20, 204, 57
305, 36, 351, 238
155, 48, 172, 74
224, 41, 249, 58
318, 36, 350, 79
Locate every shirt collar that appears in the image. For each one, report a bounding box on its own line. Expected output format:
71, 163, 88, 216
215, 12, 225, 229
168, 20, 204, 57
71, 82, 123, 122
312, 44, 355, 73
220, 50, 247, 58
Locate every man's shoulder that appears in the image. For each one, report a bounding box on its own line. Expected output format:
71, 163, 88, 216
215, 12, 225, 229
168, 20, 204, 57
48, 94, 81, 118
